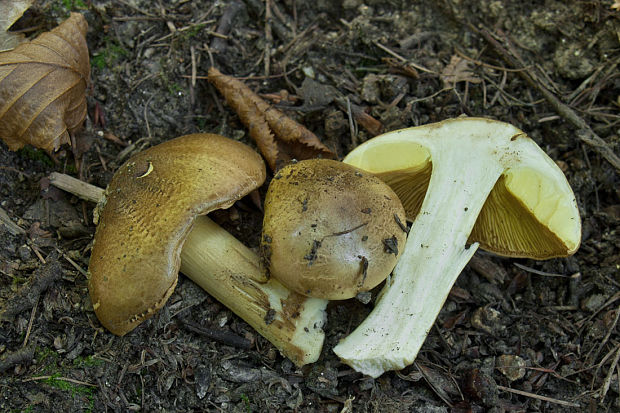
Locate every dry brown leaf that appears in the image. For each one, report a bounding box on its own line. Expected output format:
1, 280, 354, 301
0, 0, 33, 52
440, 55, 482, 87
208, 67, 335, 170
0, 12, 90, 152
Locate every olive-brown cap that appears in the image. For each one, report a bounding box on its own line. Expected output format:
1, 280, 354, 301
261, 159, 407, 300
88, 134, 266, 335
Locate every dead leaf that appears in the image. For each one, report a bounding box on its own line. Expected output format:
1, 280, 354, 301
440, 55, 482, 87
0, 12, 90, 152
208, 67, 335, 170
0, 0, 33, 52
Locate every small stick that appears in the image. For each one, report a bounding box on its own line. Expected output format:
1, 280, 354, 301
0, 206, 26, 236
0, 345, 35, 373
210, 0, 244, 53
599, 344, 620, 399
497, 385, 580, 408
23, 375, 96, 387
0, 257, 62, 320
190, 45, 197, 106
264, 0, 273, 76
178, 316, 252, 350
513, 263, 570, 278
22, 297, 39, 348
589, 304, 620, 366
49, 172, 104, 203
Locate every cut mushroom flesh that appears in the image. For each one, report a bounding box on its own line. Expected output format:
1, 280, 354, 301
334, 117, 581, 377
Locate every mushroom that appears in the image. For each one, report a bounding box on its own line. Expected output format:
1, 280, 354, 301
333, 117, 581, 377
261, 159, 407, 300
84, 133, 327, 366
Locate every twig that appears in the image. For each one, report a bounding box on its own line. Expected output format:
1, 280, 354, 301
0, 206, 26, 236
56, 247, 89, 278
210, 0, 244, 53
49, 172, 104, 203
415, 362, 453, 408
178, 316, 252, 350
190, 45, 197, 106
264, 0, 273, 76
0, 255, 62, 320
497, 385, 580, 408
373, 41, 436, 74
23, 375, 97, 387
588, 304, 620, 366
22, 297, 39, 348
599, 344, 620, 399
513, 263, 570, 278
0, 345, 35, 373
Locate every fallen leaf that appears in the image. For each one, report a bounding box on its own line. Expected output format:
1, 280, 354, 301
0, 0, 33, 52
440, 55, 482, 87
0, 12, 90, 152
208, 67, 335, 170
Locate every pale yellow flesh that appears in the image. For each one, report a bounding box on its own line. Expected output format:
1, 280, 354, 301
345, 130, 580, 256
181, 216, 327, 366
334, 118, 581, 377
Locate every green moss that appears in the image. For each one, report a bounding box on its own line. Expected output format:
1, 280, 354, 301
183, 23, 207, 40
62, 0, 87, 10
92, 37, 129, 70
44, 373, 94, 398
72, 355, 104, 368
16, 146, 54, 167
240, 394, 251, 413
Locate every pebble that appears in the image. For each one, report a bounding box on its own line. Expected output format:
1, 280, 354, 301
496, 355, 527, 381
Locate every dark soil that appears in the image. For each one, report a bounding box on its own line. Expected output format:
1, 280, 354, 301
1, 0, 619, 411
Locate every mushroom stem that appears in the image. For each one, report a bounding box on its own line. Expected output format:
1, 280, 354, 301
334, 120, 551, 377
181, 216, 328, 365
49, 172, 327, 366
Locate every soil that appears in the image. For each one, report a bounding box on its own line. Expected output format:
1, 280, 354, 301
1, 0, 619, 412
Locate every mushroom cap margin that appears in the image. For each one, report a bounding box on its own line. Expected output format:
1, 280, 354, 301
88, 133, 266, 335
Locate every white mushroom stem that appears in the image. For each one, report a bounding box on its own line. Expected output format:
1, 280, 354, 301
50, 172, 327, 366
334, 121, 539, 377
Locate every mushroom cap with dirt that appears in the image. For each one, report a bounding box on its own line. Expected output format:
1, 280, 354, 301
261, 159, 407, 300
333, 117, 581, 377
89, 133, 267, 335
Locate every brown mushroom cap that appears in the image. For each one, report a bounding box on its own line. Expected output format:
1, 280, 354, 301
261, 159, 407, 300
88, 134, 266, 335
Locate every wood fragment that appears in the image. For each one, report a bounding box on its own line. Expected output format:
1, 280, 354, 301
207, 67, 335, 170
599, 343, 620, 399
0, 345, 35, 373
0, 253, 62, 320
497, 385, 580, 408
49, 172, 104, 204
0, 206, 26, 236
469, 255, 507, 284
178, 315, 252, 350
210, 0, 244, 53
23, 375, 96, 387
